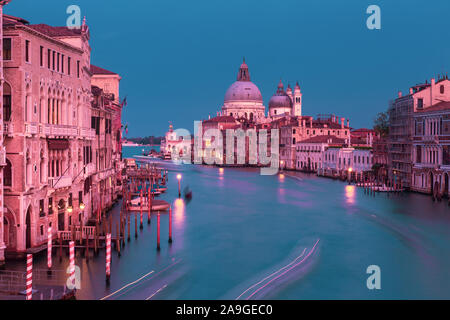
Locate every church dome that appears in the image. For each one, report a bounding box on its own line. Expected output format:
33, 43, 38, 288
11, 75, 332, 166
224, 58, 263, 103
268, 80, 292, 109
224, 81, 263, 103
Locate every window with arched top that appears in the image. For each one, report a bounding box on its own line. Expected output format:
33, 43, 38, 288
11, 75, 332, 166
440, 85, 445, 94
3, 82, 12, 121
4, 159, 12, 187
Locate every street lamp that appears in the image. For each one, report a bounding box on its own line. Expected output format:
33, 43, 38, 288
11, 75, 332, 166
177, 174, 182, 197
280, 160, 284, 171
79, 202, 85, 210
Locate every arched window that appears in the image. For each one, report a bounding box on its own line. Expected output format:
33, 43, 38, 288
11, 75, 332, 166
3, 82, 11, 121
440, 85, 445, 94
4, 159, 12, 187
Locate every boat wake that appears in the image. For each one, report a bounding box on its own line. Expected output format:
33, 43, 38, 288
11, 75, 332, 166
231, 239, 320, 300
99, 258, 185, 300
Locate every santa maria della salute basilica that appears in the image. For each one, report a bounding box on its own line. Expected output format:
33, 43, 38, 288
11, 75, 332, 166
219, 59, 303, 123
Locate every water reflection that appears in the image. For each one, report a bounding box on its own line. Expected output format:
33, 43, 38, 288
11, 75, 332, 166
345, 185, 355, 205
173, 198, 185, 228
278, 173, 285, 183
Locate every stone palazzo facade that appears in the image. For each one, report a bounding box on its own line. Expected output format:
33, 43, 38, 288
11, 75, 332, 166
0, 12, 124, 264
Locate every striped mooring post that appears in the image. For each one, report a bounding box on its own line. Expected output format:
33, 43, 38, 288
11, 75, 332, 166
69, 241, 75, 289
106, 233, 111, 283
26, 254, 33, 300
47, 226, 52, 270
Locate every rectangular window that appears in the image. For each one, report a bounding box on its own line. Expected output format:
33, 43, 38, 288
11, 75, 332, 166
40, 46, 43, 66
77, 60, 80, 78
47, 49, 51, 68
52, 51, 55, 70
61, 54, 65, 73
57, 53, 60, 71
68, 57, 71, 75
48, 197, 53, 215
417, 98, 424, 109
39, 199, 45, 217
4, 38, 12, 60
69, 193, 73, 207
25, 40, 30, 62
79, 191, 83, 206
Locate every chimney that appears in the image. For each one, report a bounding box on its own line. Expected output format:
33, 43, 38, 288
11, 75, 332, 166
302, 119, 306, 127
398, 91, 402, 98
409, 87, 413, 95
310, 118, 313, 128
347, 119, 349, 128
341, 117, 345, 129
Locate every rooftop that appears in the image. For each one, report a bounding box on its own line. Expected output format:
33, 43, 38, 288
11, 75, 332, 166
415, 101, 450, 113
203, 115, 237, 124
298, 135, 346, 144
90, 64, 118, 75
27, 23, 82, 37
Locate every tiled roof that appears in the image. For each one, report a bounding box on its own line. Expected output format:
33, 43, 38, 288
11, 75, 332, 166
3, 14, 29, 26
203, 115, 237, 123
298, 135, 346, 144
415, 101, 450, 113
90, 64, 118, 75
27, 24, 82, 37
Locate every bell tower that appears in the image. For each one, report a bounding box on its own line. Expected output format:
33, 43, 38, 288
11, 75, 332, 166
293, 82, 302, 117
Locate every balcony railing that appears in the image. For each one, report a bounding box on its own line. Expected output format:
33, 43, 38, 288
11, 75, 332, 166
48, 175, 72, 189
80, 127, 96, 140
98, 168, 114, 181
36, 124, 95, 140
3, 122, 14, 135
84, 163, 96, 177
25, 122, 38, 135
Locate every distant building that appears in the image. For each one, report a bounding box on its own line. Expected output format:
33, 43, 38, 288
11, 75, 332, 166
411, 100, 450, 196
322, 145, 373, 180
161, 123, 193, 160
388, 76, 450, 189
295, 135, 346, 172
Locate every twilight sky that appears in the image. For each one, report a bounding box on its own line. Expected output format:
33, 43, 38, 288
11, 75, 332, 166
6, 0, 450, 137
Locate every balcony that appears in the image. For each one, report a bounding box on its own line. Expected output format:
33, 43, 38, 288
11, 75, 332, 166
80, 127, 95, 140
98, 168, 114, 181
25, 122, 38, 136
3, 122, 14, 136
48, 175, 72, 189
84, 163, 96, 177
422, 135, 439, 144
40, 124, 78, 138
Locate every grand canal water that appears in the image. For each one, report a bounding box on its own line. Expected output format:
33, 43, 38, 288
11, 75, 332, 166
5, 145, 450, 299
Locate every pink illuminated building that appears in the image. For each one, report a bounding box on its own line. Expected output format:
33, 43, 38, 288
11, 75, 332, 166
388, 76, 450, 190
0, 13, 124, 262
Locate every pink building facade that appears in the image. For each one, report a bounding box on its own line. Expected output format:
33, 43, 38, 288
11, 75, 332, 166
0, 13, 123, 262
